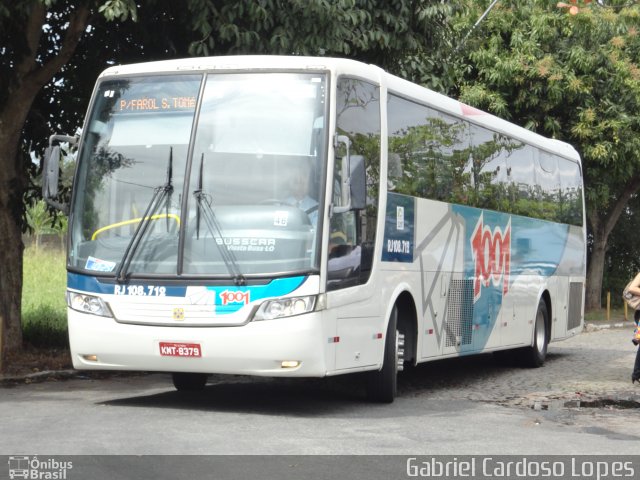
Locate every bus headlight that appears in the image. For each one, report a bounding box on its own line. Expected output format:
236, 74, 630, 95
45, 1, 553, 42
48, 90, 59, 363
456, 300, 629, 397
253, 295, 319, 321
67, 291, 113, 318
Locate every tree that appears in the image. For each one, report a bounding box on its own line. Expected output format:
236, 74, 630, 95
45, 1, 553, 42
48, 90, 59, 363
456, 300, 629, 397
186, 0, 459, 87
452, 0, 640, 310
0, 0, 138, 371
0, 0, 459, 370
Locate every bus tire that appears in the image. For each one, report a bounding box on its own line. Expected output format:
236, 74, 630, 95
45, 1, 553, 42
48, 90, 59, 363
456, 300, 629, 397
172, 372, 208, 391
518, 299, 549, 368
366, 306, 404, 403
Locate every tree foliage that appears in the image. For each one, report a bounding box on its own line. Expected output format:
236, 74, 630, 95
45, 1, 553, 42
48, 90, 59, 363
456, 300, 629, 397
186, 0, 459, 89
453, 0, 640, 309
0, 0, 459, 369
0, 0, 177, 370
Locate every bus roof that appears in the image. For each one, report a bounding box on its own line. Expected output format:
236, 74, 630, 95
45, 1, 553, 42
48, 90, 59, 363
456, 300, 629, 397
98, 55, 580, 164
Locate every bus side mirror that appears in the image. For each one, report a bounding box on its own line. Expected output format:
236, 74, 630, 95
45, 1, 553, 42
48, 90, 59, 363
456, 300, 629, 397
42, 145, 60, 199
333, 135, 366, 214
42, 134, 77, 214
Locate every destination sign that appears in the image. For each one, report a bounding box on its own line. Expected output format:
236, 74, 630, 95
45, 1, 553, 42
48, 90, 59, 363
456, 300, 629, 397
118, 96, 196, 112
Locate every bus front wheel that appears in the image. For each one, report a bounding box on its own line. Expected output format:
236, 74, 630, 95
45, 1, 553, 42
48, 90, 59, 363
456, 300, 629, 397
172, 372, 208, 392
366, 306, 405, 403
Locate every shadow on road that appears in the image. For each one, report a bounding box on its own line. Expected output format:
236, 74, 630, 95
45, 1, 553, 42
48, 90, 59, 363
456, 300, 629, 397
98, 351, 570, 416
101, 377, 365, 416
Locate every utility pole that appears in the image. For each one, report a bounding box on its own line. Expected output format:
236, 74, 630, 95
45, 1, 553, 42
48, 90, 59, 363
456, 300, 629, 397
456, 0, 500, 53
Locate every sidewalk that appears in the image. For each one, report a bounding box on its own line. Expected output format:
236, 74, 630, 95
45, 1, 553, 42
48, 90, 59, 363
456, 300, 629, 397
585, 318, 635, 331
584, 309, 636, 331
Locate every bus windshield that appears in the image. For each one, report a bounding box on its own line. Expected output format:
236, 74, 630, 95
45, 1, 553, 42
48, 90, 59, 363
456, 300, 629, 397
69, 72, 327, 278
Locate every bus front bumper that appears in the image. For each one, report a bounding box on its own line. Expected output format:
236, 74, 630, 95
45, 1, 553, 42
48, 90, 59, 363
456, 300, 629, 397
68, 309, 333, 377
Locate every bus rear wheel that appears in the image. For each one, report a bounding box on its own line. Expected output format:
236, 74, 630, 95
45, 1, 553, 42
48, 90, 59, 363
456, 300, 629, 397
366, 306, 405, 403
518, 299, 549, 368
172, 372, 208, 391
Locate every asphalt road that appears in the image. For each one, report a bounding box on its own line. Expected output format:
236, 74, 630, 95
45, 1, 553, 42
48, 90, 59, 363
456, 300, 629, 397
1, 325, 639, 460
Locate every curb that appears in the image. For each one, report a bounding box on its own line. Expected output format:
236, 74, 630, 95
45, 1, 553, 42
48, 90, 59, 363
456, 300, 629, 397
584, 321, 635, 332
0, 369, 80, 386
1, 369, 150, 386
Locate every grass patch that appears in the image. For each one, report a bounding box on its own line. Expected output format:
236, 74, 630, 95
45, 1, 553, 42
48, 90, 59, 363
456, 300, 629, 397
21, 245, 68, 348
584, 307, 631, 323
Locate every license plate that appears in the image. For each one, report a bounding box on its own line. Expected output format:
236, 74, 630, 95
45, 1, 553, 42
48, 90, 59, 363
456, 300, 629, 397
159, 342, 202, 357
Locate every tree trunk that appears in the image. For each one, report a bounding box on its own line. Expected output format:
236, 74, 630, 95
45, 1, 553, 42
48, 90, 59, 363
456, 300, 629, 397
0, 203, 25, 371
584, 175, 640, 311
0, 3, 91, 371
586, 234, 607, 311
0, 111, 27, 371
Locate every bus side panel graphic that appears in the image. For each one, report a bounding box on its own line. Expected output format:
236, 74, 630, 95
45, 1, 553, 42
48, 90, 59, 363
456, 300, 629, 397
452, 204, 572, 352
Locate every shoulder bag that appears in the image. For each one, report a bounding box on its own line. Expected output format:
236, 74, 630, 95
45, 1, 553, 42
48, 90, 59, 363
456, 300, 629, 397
622, 279, 640, 310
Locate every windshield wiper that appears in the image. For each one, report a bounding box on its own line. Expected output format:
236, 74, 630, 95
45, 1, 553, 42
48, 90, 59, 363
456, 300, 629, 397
193, 153, 245, 286
115, 147, 174, 282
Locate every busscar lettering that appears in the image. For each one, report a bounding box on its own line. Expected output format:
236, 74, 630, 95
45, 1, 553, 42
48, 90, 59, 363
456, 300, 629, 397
215, 237, 276, 252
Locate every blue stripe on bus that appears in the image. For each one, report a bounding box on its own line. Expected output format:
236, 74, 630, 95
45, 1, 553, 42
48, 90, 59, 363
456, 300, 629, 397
452, 205, 571, 353
205, 276, 307, 315
67, 272, 188, 297
67, 272, 306, 315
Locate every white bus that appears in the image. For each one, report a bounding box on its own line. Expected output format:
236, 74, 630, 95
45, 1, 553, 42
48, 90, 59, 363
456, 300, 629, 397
43, 56, 585, 402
